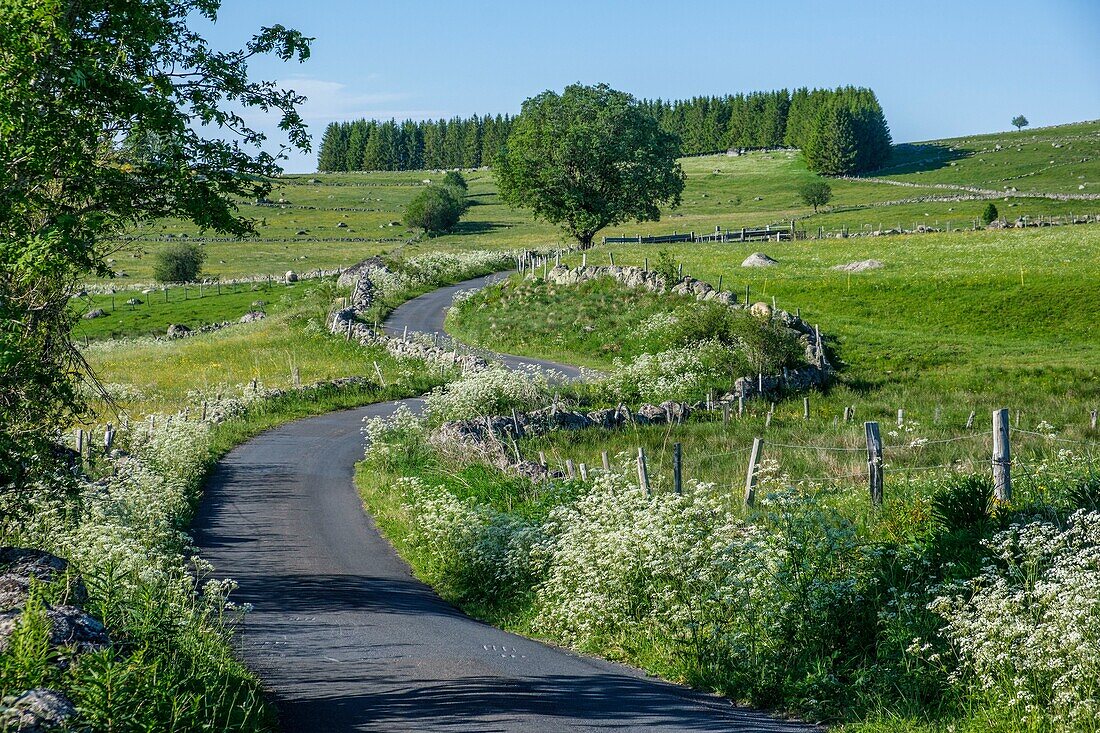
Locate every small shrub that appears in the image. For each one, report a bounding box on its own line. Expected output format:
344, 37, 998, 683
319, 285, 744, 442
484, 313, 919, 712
653, 249, 678, 284
404, 184, 467, 235
442, 170, 468, 190
981, 202, 998, 225
798, 179, 833, 212
153, 242, 206, 283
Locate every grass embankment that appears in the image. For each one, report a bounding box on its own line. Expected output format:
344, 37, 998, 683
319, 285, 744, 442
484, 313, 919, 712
93, 120, 1100, 284
357, 388, 1100, 732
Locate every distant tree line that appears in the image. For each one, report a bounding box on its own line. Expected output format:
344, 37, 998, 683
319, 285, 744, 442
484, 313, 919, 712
317, 86, 891, 175
317, 115, 513, 172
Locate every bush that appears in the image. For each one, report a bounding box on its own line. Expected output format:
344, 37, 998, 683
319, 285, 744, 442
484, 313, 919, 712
404, 184, 466, 235
442, 170, 468, 190
981, 202, 999, 225
153, 242, 206, 283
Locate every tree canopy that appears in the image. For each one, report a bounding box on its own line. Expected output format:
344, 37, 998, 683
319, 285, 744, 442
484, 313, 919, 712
798, 180, 833, 212
317, 86, 892, 173
0, 0, 311, 492
1012, 115, 1030, 131
404, 185, 467, 235
493, 83, 685, 247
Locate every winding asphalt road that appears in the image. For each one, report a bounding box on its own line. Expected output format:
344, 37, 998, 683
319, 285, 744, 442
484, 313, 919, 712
192, 274, 815, 732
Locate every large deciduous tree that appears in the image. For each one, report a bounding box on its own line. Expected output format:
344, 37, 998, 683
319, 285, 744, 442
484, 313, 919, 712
494, 83, 685, 248
0, 0, 311, 494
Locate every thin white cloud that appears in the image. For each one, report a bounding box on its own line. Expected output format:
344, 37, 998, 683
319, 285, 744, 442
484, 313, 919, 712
278, 76, 443, 122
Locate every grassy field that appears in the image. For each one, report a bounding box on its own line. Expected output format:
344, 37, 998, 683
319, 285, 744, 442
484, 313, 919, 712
442, 224, 1099, 492
92, 121, 1100, 284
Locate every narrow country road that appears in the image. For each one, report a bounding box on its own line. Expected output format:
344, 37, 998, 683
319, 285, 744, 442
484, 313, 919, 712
192, 273, 815, 732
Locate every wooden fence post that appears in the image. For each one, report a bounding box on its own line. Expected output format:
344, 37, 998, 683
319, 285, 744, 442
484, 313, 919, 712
75, 428, 84, 459
636, 447, 650, 496
992, 408, 1012, 501
292, 367, 301, 387
865, 421, 883, 506
738, 392, 744, 418
966, 411, 976, 430
744, 437, 762, 507
566, 459, 575, 479
803, 397, 810, 420
579, 463, 589, 481
103, 424, 114, 451
372, 361, 386, 387
672, 442, 683, 495
1091, 409, 1098, 430
601, 451, 610, 471
538, 451, 547, 468
897, 408, 905, 426
723, 403, 730, 425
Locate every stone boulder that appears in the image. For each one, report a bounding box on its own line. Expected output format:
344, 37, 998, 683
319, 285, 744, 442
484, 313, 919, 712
284, 270, 298, 283
239, 311, 266, 323
0, 689, 76, 733
831, 259, 884, 273
0, 549, 87, 610
741, 252, 778, 268
0, 605, 109, 660
166, 324, 190, 338
82, 309, 106, 319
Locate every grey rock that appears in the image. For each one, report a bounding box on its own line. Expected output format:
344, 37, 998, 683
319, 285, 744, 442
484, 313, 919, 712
741, 252, 778, 267
831, 259, 884, 273
239, 311, 266, 323
166, 324, 190, 338
284, 270, 298, 283
0, 688, 76, 733
82, 309, 106, 319
0, 549, 87, 610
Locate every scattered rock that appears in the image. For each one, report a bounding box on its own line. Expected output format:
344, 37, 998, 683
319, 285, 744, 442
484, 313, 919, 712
831, 259, 884, 273
0, 688, 76, 733
295, 230, 308, 235
986, 219, 1007, 230
239, 311, 266, 323
750, 302, 773, 318
166, 324, 191, 338
284, 270, 298, 283
741, 252, 778, 268
125, 298, 142, 306
251, 300, 266, 308
82, 309, 106, 319
335, 221, 348, 228
0, 549, 87, 610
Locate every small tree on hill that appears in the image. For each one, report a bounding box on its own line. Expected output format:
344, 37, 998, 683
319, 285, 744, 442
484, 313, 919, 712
495, 83, 685, 248
1011, 115, 1029, 131
982, 202, 999, 225
798, 179, 833, 212
154, 242, 207, 283
404, 185, 467, 235
442, 170, 468, 190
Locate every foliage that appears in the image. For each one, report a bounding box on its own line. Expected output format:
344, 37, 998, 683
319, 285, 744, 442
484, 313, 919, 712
362, 400, 1100, 730
931, 510, 1100, 729
981, 202, 999, 225
442, 170, 469, 190
0, 0, 310, 496
798, 179, 833, 212
152, 242, 207, 284
803, 88, 892, 174
494, 83, 686, 246
403, 184, 467, 235
422, 365, 555, 423
315, 86, 894, 170
1012, 115, 1030, 131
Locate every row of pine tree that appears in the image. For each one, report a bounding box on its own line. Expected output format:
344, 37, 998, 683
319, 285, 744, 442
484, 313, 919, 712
316, 86, 891, 175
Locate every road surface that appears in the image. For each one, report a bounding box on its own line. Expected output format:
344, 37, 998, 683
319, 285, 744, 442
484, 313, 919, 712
192, 273, 814, 732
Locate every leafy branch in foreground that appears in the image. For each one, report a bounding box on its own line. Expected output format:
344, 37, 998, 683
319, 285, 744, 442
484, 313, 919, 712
0, 0, 311, 499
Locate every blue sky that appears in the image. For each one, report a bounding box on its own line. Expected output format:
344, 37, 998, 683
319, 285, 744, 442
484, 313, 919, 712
197, 0, 1100, 172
